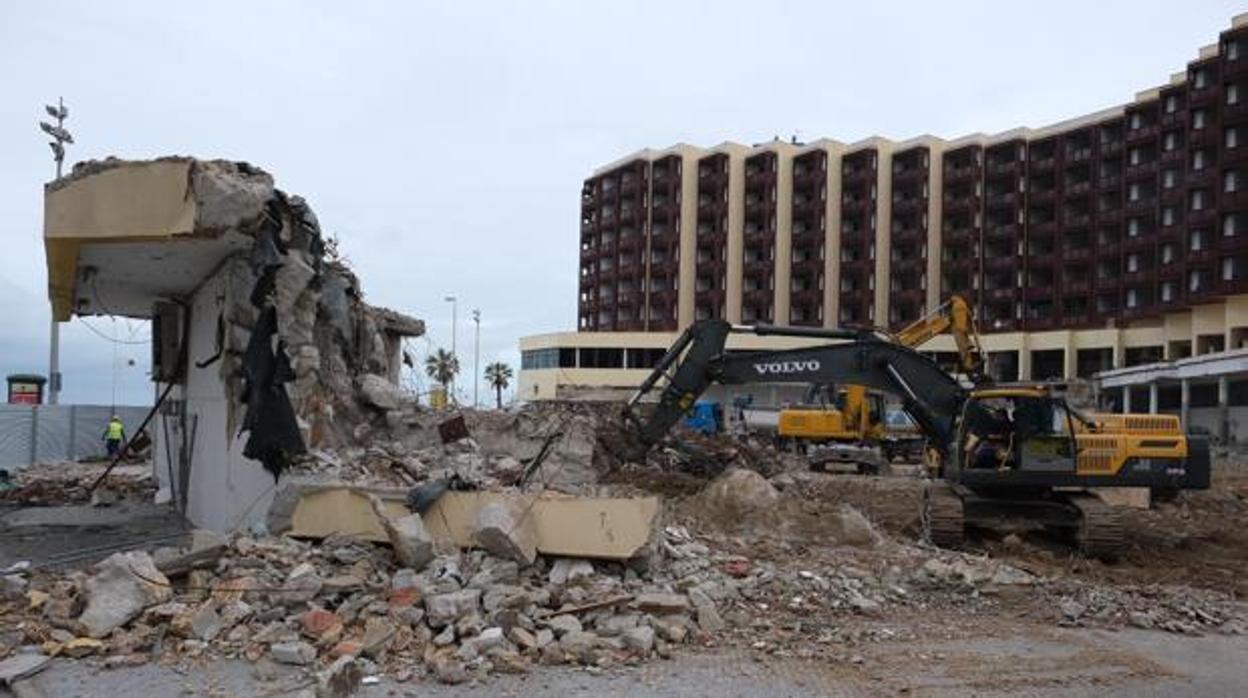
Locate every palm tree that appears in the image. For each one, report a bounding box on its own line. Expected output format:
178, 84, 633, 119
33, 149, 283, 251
484, 362, 513, 409
424, 348, 460, 404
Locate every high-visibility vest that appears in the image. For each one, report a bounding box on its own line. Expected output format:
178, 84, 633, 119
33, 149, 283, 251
106, 421, 124, 440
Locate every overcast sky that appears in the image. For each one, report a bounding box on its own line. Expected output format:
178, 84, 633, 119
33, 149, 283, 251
0, 1, 1242, 406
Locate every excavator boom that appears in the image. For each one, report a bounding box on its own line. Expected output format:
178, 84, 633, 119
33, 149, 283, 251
623, 320, 966, 458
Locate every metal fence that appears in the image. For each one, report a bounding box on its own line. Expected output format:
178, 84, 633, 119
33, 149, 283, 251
0, 404, 151, 470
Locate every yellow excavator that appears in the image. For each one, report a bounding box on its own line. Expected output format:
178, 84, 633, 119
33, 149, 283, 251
614, 316, 1210, 557
775, 295, 983, 473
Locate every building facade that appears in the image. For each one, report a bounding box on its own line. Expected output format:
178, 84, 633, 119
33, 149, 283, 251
525, 15, 1248, 403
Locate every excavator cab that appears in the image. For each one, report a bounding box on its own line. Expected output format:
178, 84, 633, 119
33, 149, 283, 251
958, 390, 1078, 475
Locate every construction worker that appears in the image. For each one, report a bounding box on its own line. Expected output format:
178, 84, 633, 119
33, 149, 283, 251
103, 415, 126, 459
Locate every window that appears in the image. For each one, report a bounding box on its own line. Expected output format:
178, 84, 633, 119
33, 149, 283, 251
1229, 127, 1242, 149
1193, 149, 1207, 171
1128, 183, 1141, 201
1128, 218, 1141, 237
1224, 258, 1236, 281
1162, 244, 1176, 264
1230, 84, 1241, 106
1129, 147, 1142, 165
1228, 170, 1240, 192
1226, 214, 1240, 237
1130, 113, 1142, 130
1127, 253, 1139, 272
1191, 190, 1206, 211
1127, 288, 1139, 308
1193, 110, 1207, 130
1163, 169, 1179, 189
1231, 41, 1242, 61
1190, 271, 1204, 292
1165, 95, 1179, 113
1162, 207, 1176, 226
578, 347, 624, 368
1192, 230, 1205, 251
1194, 69, 1209, 89
1162, 282, 1175, 302
1164, 132, 1178, 151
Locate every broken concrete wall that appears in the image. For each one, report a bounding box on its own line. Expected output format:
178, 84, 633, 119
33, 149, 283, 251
67, 156, 430, 531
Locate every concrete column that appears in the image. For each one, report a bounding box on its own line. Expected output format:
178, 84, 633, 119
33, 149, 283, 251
1180, 378, 1191, 431
1019, 348, 1032, 383
1218, 375, 1230, 444
1148, 382, 1159, 414
1122, 385, 1132, 414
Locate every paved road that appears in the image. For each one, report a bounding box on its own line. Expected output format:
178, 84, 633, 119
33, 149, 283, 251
11, 627, 1247, 697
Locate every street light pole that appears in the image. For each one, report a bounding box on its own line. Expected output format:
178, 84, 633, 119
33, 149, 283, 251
472, 309, 481, 408
444, 295, 457, 403
40, 97, 72, 405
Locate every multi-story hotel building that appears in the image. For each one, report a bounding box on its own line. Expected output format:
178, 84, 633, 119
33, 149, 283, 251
521, 15, 1248, 414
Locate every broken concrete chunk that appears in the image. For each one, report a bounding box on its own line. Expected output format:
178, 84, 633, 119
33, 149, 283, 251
431, 653, 469, 684
837, 505, 882, 547
270, 640, 316, 666
425, 589, 482, 628
190, 602, 224, 641
702, 468, 780, 512
78, 551, 173, 638
506, 626, 538, 652
368, 495, 434, 571
473, 499, 538, 566
360, 617, 398, 658
544, 614, 582, 637
548, 558, 595, 586
621, 625, 655, 653
0, 652, 50, 687
275, 563, 323, 605
558, 630, 600, 664
634, 593, 691, 614
359, 373, 405, 411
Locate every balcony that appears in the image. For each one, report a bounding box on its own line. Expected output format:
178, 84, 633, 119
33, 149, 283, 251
1025, 316, 1059, 331
743, 259, 773, 276
1226, 101, 1248, 124
1125, 123, 1158, 142
1028, 220, 1057, 236
891, 226, 925, 244
986, 223, 1021, 239
943, 226, 975, 244
841, 197, 875, 214
987, 160, 1022, 177
1124, 199, 1156, 215
944, 164, 980, 182
891, 196, 926, 215
986, 191, 1019, 207
790, 257, 823, 276
1064, 278, 1091, 294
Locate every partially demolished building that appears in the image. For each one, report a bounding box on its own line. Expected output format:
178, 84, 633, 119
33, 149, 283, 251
43, 157, 424, 531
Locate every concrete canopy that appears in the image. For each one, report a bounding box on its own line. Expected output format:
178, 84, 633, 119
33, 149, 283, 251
44, 158, 268, 321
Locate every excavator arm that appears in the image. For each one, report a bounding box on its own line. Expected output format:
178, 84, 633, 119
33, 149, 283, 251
620, 320, 968, 459
892, 295, 986, 382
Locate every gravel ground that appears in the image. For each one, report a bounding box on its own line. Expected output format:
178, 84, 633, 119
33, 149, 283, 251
11, 626, 1247, 697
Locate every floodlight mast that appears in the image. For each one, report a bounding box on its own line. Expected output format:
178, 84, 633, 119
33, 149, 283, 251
40, 96, 72, 404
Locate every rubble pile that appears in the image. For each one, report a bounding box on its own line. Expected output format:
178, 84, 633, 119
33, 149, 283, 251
1043, 581, 1248, 635
0, 463, 154, 507
0, 522, 756, 687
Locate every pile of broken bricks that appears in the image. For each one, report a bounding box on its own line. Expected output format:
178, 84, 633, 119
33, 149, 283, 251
0, 485, 750, 690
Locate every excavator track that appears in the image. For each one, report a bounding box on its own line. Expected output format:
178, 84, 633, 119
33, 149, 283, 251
922, 481, 965, 548
1066, 492, 1125, 560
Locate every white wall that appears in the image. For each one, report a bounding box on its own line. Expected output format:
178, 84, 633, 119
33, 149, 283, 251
154, 259, 278, 532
